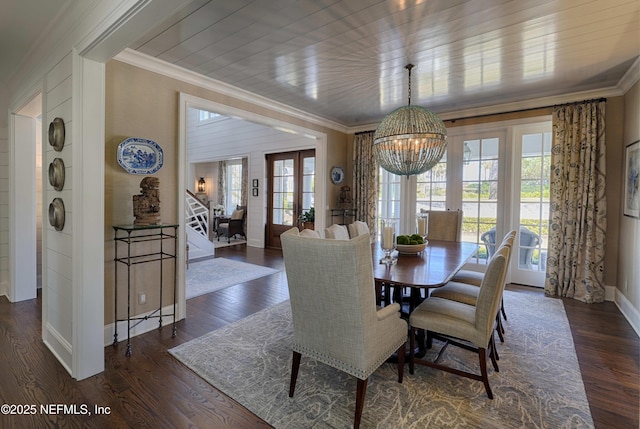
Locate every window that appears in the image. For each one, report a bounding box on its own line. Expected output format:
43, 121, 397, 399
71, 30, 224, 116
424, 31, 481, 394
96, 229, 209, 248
226, 161, 242, 213
377, 167, 401, 240
198, 110, 225, 125
376, 118, 552, 286
416, 152, 447, 212
462, 138, 500, 263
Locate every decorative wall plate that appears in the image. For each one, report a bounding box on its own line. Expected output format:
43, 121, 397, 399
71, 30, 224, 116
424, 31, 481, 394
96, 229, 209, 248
330, 166, 345, 184
48, 117, 65, 151
48, 198, 65, 231
117, 137, 164, 175
48, 158, 65, 191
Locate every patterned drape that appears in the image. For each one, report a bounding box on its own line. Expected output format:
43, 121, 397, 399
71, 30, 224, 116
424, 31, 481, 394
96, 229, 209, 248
241, 157, 248, 207
545, 100, 607, 303
353, 131, 379, 240
218, 160, 227, 211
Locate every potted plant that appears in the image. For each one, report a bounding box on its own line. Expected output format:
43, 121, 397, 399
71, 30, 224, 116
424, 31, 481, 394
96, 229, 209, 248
299, 207, 315, 230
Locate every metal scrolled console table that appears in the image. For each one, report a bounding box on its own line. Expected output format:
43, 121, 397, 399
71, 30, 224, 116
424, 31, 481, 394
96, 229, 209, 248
112, 224, 178, 356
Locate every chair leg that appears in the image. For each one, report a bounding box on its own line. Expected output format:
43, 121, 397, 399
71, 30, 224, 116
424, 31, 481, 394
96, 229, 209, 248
500, 298, 507, 321
396, 342, 406, 383
354, 378, 368, 429
489, 335, 499, 372
409, 328, 416, 375
496, 314, 505, 343
478, 348, 494, 399
289, 351, 301, 397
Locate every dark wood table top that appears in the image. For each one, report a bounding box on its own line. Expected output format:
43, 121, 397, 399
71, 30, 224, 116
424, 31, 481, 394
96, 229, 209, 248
372, 240, 479, 288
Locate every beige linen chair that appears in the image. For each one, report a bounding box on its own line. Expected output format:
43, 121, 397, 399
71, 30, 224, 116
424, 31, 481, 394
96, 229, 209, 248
281, 228, 407, 429
421, 209, 463, 241
409, 245, 509, 399
348, 220, 370, 238
436, 230, 516, 341
325, 223, 350, 240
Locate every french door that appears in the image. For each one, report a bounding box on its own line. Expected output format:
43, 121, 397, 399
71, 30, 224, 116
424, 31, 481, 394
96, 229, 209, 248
378, 119, 551, 287
266, 150, 315, 249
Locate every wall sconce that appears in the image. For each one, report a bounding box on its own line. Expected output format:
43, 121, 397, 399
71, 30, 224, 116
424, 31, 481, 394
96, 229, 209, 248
198, 177, 206, 192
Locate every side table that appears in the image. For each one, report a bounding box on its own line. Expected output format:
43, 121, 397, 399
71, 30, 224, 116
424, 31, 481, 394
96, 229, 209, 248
113, 224, 178, 356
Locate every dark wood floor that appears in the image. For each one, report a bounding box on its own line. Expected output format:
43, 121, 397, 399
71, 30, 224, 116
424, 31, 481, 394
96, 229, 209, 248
0, 245, 637, 428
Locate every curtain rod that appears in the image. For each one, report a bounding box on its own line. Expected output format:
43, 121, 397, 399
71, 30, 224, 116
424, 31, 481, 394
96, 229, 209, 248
446, 97, 607, 123
355, 97, 607, 132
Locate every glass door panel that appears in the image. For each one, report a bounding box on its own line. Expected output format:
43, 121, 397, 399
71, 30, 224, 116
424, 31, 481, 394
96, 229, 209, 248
511, 128, 551, 286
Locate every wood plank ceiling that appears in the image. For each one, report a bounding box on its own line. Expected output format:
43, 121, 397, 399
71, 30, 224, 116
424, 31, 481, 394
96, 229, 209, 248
131, 0, 639, 127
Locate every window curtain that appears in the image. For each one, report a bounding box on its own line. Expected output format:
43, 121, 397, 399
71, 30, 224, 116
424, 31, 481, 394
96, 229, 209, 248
353, 131, 379, 239
545, 100, 607, 303
241, 157, 248, 207
218, 160, 227, 212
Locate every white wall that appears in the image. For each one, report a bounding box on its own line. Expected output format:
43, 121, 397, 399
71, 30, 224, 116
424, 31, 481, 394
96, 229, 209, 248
42, 52, 74, 369
0, 126, 7, 296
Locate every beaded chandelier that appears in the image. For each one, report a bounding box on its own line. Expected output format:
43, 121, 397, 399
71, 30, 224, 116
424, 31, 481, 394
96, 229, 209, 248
373, 64, 447, 176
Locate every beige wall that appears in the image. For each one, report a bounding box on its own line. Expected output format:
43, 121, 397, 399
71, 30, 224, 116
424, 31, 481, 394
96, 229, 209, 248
104, 60, 348, 323
619, 81, 640, 315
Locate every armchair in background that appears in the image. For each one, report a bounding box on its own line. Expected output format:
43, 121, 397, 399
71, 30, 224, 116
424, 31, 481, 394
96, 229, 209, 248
216, 205, 246, 243
481, 226, 539, 269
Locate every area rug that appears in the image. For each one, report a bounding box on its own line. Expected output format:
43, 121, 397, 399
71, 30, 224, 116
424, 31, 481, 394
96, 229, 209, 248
213, 238, 246, 249
186, 257, 279, 299
169, 289, 594, 428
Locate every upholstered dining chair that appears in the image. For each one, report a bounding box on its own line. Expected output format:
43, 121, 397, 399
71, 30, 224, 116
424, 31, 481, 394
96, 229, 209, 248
325, 223, 350, 240
409, 245, 510, 399
347, 220, 370, 238
433, 231, 515, 342
280, 228, 407, 429
216, 205, 246, 243
420, 209, 463, 242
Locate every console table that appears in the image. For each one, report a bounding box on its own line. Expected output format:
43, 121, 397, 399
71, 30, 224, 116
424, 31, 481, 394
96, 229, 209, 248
330, 208, 357, 225
112, 224, 178, 356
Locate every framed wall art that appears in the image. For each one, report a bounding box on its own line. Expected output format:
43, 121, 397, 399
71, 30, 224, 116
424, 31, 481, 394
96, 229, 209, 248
624, 140, 639, 218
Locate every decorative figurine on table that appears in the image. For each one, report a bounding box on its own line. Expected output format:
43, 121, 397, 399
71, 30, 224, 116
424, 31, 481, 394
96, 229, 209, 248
338, 185, 352, 208
133, 176, 161, 225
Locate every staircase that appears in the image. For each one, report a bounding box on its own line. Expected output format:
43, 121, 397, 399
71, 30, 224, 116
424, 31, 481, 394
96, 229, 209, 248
185, 190, 214, 260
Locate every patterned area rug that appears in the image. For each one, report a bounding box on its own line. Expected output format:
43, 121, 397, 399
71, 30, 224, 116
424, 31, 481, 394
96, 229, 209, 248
186, 257, 279, 299
170, 289, 594, 428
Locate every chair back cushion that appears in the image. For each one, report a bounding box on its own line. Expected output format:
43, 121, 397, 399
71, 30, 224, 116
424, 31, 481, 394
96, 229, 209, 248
421, 210, 463, 242
325, 224, 350, 240
474, 245, 510, 345
347, 221, 370, 238
230, 208, 245, 220
299, 228, 321, 238
281, 228, 406, 379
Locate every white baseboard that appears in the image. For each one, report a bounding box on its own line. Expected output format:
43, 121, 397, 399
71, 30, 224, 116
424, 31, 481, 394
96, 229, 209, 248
103, 304, 181, 348
0, 280, 7, 298
613, 288, 640, 338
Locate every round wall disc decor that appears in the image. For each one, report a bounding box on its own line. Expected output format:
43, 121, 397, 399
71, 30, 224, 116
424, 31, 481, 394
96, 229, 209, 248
48, 158, 65, 191
48, 117, 65, 151
48, 198, 65, 231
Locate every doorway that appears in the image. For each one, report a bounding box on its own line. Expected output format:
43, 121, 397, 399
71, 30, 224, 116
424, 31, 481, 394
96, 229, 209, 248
266, 149, 315, 248
10, 93, 42, 302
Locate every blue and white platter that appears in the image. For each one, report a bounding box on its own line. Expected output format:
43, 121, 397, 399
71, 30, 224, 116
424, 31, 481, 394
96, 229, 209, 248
117, 137, 164, 175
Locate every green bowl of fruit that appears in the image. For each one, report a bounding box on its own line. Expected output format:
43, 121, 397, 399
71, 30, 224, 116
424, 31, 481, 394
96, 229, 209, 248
396, 234, 427, 254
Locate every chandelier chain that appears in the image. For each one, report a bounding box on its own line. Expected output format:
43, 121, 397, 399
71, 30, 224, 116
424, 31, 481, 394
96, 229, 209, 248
406, 64, 414, 106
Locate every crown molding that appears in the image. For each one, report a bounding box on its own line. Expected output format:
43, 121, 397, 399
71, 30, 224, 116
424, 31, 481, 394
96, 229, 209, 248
114, 48, 350, 134
618, 57, 640, 94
